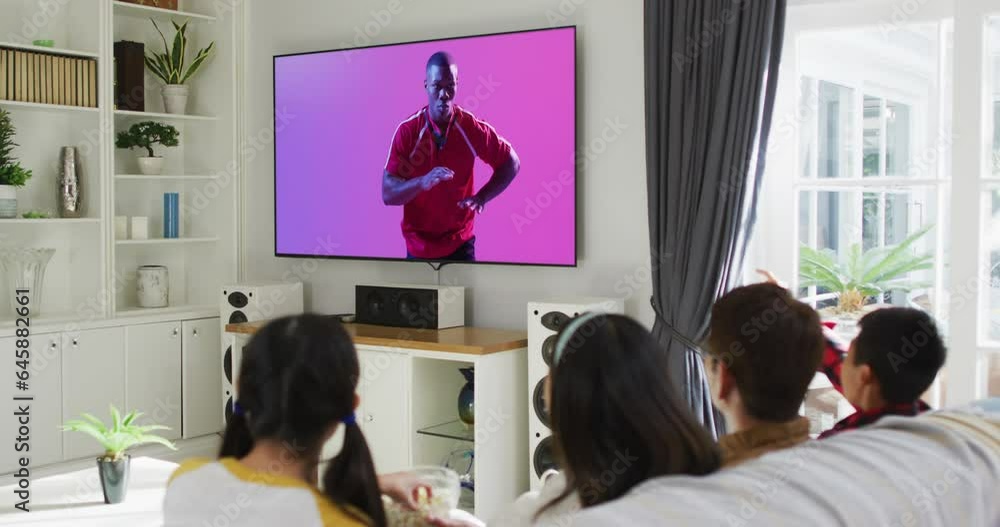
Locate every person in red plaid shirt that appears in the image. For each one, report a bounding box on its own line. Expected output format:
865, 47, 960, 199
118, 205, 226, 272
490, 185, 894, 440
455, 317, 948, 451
817, 307, 945, 438
757, 269, 947, 438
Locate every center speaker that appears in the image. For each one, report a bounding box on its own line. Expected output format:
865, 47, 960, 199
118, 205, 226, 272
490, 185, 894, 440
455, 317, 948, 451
355, 284, 465, 329
526, 297, 624, 491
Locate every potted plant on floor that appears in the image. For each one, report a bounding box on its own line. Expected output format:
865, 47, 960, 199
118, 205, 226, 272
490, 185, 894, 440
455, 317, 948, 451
115, 121, 179, 175
799, 224, 934, 335
0, 108, 33, 219
145, 20, 215, 114
62, 406, 176, 504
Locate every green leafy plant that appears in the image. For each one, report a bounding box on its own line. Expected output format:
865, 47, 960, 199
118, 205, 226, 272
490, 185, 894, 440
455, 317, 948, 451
0, 108, 32, 187
62, 405, 176, 462
115, 121, 179, 158
799, 224, 934, 314
21, 210, 51, 219
145, 20, 215, 85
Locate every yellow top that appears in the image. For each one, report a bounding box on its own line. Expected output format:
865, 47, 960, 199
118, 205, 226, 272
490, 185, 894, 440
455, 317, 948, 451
164, 457, 370, 527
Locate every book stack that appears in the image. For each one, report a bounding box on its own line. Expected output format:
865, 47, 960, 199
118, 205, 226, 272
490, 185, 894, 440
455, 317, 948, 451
0, 48, 99, 108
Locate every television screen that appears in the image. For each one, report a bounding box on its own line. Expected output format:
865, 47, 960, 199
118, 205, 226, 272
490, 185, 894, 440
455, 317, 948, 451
274, 26, 577, 266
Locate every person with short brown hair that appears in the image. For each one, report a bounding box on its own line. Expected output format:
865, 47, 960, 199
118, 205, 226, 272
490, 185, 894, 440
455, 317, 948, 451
704, 283, 826, 466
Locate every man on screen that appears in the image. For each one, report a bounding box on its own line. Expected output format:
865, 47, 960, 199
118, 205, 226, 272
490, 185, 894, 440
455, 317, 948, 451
382, 51, 521, 261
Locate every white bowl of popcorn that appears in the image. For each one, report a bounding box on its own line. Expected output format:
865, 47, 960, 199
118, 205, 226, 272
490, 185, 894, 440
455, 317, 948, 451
384, 466, 461, 526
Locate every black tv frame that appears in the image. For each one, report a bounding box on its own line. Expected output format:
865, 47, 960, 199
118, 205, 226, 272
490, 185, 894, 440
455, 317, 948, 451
272, 25, 579, 268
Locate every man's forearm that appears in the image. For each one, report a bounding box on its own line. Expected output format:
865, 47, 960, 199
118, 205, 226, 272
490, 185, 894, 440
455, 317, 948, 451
383, 173, 425, 205
475, 153, 520, 204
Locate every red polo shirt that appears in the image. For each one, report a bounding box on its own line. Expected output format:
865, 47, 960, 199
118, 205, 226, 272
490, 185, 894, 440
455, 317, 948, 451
385, 106, 512, 259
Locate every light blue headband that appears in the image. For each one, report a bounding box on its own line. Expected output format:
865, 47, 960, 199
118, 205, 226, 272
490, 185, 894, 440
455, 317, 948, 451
552, 311, 605, 365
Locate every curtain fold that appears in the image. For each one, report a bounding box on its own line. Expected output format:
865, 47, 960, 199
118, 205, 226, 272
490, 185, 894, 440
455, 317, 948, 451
644, 0, 787, 437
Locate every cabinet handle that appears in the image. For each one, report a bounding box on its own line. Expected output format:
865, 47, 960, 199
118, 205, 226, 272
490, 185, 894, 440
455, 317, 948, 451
366, 414, 374, 423
193, 329, 199, 337
50, 341, 57, 349
172, 328, 179, 337
72, 338, 78, 347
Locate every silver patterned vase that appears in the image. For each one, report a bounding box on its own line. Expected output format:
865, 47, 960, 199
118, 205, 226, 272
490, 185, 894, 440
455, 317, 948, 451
136, 266, 168, 308
58, 146, 83, 218
0, 248, 56, 315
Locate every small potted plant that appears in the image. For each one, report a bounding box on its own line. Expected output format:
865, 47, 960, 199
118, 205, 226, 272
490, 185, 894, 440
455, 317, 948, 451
145, 20, 215, 114
115, 121, 179, 175
62, 406, 176, 504
799, 224, 934, 334
0, 108, 33, 219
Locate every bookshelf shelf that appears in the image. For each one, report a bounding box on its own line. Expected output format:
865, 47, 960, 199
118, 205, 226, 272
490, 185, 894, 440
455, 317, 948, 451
0, 100, 100, 114
115, 174, 220, 181
114, 109, 218, 122
116, 237, 220, 246
112, 1, 217, 22
0, 218, 101, 224
0, 41, 99, 59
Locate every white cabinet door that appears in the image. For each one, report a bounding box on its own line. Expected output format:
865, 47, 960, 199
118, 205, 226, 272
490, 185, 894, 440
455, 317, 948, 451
358, 349, 410, 474
0, 333, 63, 473
125, 322, 182, 441
182, 318, 222, 438
62, 327, 125, 460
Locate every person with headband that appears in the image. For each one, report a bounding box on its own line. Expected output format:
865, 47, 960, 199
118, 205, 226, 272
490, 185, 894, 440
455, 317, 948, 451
496, 312, 720, 526
163, 315, 453, 527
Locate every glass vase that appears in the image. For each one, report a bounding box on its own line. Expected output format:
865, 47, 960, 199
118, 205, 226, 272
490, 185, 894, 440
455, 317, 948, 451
0, 248, 56, 316
457, 367, 475, 427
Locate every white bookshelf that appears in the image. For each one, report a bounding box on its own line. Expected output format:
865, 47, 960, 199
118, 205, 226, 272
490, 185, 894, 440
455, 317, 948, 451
0, 100, 100, 114
0, 0, 239, 325
112, 1, 218, 23
0, 41, 100, 59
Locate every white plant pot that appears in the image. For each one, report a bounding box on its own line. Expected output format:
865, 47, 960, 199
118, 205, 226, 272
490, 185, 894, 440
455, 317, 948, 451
137, 157, 165, 176
162, 84, 189, 115
0, 185, 16, 219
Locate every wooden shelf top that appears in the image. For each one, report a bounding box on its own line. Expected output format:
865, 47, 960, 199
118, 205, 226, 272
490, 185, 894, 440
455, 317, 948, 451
225, 320, 528, 356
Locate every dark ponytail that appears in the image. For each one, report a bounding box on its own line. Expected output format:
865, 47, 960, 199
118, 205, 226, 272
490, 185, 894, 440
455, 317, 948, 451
218, 315, 387, 527
218, 410, 254, 459
322, 421, 387, 527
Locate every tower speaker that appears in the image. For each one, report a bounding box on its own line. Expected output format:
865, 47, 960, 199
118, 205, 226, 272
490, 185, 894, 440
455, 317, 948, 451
221, 281, 304, 425
526, 297, 624, 490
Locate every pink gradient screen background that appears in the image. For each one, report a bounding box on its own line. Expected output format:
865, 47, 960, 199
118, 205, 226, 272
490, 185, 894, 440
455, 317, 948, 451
274, 27, 576, 265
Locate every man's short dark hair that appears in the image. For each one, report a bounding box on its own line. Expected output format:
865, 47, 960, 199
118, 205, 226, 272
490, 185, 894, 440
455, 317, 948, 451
426, 51, 455, 72
706, 283, 825, 422
854, 308, 946, 404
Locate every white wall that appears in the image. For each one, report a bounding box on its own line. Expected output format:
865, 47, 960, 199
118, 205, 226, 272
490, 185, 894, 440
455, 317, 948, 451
244, 0, 650, 329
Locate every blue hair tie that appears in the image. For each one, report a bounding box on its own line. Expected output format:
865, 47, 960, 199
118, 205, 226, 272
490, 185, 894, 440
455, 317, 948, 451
342, 413, 357, 425
233, 402, 245, 417
552, 311, 604, 365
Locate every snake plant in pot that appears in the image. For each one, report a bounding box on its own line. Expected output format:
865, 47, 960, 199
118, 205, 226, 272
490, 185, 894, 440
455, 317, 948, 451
799, 224, 934, 324
62, 406, 176, 504
145, 19, 215, 114
0, 109, 33, 219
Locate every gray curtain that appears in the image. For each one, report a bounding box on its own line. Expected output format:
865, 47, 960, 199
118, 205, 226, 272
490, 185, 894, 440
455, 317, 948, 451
644, 0, 786, 437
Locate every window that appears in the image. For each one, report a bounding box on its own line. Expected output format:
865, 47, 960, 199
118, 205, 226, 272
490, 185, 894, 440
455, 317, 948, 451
749, 0, 1000, 424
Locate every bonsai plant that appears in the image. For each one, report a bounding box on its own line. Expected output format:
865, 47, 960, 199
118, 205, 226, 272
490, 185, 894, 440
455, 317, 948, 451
145, 20, 216, 114
62, 406, 176, 504
0, 108, 33, 219
799, 224, 934, 317
115, 121, 179, 175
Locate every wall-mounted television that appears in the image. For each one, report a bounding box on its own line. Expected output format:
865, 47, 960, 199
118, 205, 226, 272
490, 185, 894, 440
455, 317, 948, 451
274, 26, 577, 266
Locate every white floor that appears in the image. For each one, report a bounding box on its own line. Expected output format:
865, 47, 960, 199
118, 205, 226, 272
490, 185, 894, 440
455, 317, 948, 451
0, 434, 220, 525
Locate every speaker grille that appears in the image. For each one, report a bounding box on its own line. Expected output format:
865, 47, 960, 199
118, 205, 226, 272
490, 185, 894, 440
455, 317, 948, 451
533, 436, 557, 477
229, 311, 248, 325
227, 291, 249, 309
532, 378, 549, 427
223, 346, 232, 383
541, 311, 570, 332
224, 397, 233, 424
541, 334, 558, 366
